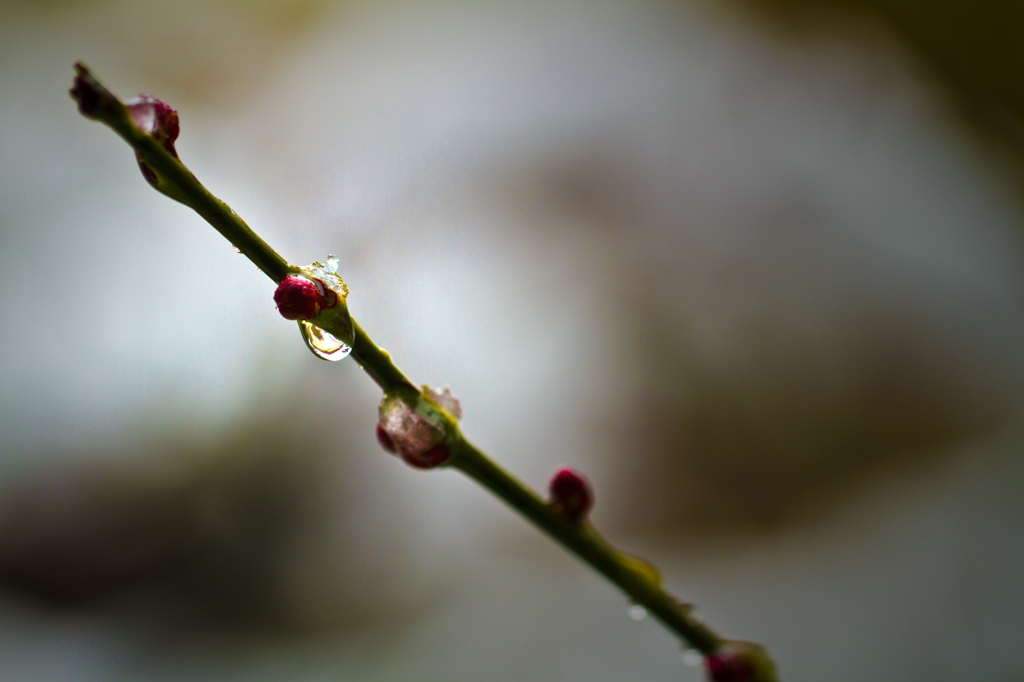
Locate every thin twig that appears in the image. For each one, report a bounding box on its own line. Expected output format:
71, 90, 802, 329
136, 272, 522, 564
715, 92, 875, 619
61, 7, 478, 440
70, 61, 779, 679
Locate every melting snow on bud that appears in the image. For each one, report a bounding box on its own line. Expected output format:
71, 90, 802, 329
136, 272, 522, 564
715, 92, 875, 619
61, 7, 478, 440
424, 386, 463, 420
279, 255, 353, 362
301, 254, 347, 297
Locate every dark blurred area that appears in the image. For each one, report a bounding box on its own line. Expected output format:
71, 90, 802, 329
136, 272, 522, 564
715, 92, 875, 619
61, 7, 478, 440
758, 0, 1024, 136
1, 0, 1023, 680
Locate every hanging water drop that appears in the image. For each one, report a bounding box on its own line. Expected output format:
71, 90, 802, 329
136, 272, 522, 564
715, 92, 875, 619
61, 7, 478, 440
681, 648, 703, 667
299, 320, 352, 361
233, 246, 242, 253
619, 553, 663, 589
628, 604, 648, 621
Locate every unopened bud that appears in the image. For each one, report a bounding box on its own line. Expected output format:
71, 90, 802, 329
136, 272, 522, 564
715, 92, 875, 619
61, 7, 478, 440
401, 442, 450, 469
377, 394, 452, 470
274, 275, 338, 320
125, 94, 179, 157
706, 641, 778, 682
706, 652, 753, 682
375, 423, 396, 453
548, 467, 593, 523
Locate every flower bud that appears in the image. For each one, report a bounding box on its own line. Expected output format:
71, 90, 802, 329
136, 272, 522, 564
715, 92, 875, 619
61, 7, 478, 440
377, 394, 451, 469
375, 423, 396, 453
125, 94, 179, 157
274, 275, 338, 320
424, 386, 463, 420
401, 442, 450, 469
705, 641, 778, 682
548, 467, 593, 523
706, 652, 753, 682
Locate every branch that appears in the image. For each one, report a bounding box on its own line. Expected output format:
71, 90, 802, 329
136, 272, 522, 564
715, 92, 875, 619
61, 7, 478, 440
70, 61, 778, 682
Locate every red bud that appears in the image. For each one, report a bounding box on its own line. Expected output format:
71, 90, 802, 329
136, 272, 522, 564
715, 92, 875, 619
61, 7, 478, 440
706, 650, 754, 682
274, 275, 337, 320
400, 442, 450, 469
376, 423, 397, 453
549, 467, 593, 523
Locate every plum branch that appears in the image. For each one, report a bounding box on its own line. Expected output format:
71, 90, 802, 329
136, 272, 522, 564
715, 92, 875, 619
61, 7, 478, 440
69, 61, 778, 682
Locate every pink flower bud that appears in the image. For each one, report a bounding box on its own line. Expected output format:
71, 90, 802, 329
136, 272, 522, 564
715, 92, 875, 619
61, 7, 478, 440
377, 395, 450, 469
125, 94, 180, 157
705, 650, 754, 682
375, 423, 396, 453
424, 386, 462, 420
548, 467, 593, 523
274, 275, 338, 320
400, 442, 450, 469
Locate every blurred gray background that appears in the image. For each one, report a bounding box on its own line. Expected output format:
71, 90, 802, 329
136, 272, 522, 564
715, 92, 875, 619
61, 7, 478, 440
2, 0, 1024, 680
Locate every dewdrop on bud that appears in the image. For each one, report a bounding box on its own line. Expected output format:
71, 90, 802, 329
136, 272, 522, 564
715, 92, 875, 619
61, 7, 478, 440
277, 256, 354, 362
377, 394, 452, 469
548, 467, 593, 523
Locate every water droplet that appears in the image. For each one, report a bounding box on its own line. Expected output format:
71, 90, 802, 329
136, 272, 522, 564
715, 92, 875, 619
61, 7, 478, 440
619, 553, 663, 589
233, 246, 242, 254
299, 320, 351, 361
628, 604, 648, 621
325, 254, 339, 273
681, 648, 703, 667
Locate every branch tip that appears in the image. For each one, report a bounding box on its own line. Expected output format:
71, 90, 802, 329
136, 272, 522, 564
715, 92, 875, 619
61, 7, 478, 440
69, 61, 122, 120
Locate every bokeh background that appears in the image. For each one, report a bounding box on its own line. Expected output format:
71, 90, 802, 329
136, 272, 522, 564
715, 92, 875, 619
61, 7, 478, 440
2, 1, 1024, 680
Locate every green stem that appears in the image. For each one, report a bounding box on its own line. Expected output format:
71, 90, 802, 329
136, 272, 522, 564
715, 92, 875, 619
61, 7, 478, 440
70, 62, 773, 674
452, 440, 722, 652
349, 320, 418, 396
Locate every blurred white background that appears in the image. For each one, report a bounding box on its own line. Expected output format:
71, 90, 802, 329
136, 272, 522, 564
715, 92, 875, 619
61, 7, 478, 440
1, 1, 1024, 680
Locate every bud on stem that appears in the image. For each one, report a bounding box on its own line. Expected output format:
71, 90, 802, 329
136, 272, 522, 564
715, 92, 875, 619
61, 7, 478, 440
274, 275, 339, 320
376, 392, 458, 470
705, 641, 778, 682
548, 467, 593, 523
